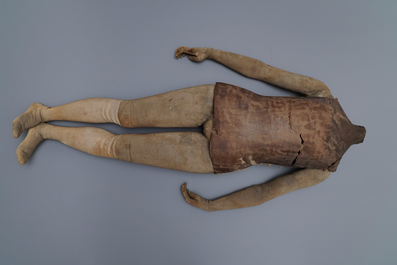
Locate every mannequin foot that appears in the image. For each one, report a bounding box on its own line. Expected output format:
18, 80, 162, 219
16, 125, 44, 165
12, 103, 48, 138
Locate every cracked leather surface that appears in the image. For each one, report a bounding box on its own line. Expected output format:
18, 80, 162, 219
210, 83, 365, 173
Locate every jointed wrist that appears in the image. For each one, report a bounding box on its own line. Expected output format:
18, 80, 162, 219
207, 48, 216, 60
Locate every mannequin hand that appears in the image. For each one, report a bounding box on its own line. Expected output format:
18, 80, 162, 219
175, 46, 212, 62
181, 183, 211, 211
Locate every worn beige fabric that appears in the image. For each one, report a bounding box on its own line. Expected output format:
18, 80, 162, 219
175, 46, 333, 97
182, 169, 331, 211
13, 85, 215, 173
117, 85, 214, 128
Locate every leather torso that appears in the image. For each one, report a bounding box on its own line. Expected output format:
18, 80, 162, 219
209, 83, 365, 174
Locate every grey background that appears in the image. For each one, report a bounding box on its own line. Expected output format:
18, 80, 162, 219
1, 0, 396, 264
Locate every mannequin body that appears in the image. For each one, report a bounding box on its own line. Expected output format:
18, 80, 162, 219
12, 46, 365, 211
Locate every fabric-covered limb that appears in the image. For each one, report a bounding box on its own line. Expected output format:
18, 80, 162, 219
181, 169, 331, 211
175, 46, 333, 98
12, 99, 122, 139
12, 84, 215, 139
117, 84, 214, 128
16, 123, 214, 173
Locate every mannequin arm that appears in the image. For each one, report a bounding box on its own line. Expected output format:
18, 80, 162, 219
175, 46, 333, 98
181, 169, 331, 211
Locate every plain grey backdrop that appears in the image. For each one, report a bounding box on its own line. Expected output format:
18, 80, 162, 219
1, 0, 396, 264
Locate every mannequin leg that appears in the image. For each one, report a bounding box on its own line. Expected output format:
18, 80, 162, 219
12, 84, 215, 138
17, 123, 214, 173
12, 99, 121, 138
117, 84, 214, 128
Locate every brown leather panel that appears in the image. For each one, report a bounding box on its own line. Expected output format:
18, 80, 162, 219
210, 83, 365, 174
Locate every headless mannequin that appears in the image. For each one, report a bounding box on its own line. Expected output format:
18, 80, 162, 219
12, 47, 364, 211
